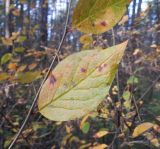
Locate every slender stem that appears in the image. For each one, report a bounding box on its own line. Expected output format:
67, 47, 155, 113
120, 140, 150, 148
8, 1, 72, 148
112, 29, 120, 101
112, 29, 116, 46
132, 95, 141, 121
138, 75, 160, 102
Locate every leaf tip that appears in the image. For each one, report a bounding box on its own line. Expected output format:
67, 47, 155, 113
122, 40, 129, 48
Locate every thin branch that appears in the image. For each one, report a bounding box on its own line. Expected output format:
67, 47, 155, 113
112, 29, 121, 102
138, 75, 160, 102
130, 75, 160, 127
8, 0, 72, 148
108, 128, 119, 149
112, 29, 124, 134
132, 95, 142, 121
120, 140, 150, 148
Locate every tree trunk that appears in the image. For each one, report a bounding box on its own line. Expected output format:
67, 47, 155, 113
131, 0, 137, 26
40, 0, 48, 46
5, 0, 10, 38
137, 0, 142, 16
27, 0, 31, 39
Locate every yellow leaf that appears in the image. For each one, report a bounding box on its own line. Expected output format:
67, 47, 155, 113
65, 125, 72, 133
150, 44, 157, 48
91, 144, 108, 149
72, 0, 130, 34
144, 132, 160, 147
150, 138, 160, 147
38, 41, 128, 121
79, 143, 92, 149
14, 47, 25, 53
153, 124, 160, 133
0, 73, 10, 82
10, 32, 20, 40
15, 71, 42, 84
17, 65, 27, 72
133, 48, 142, 56
12, 9, 20, 16
1, 37, 13, 46
28, 63, 37, 70
20, 0, 27, 4
80, 34, 93, 45
61, 133, 72, 146
8, 63, 17, 71
93, 130, 109, 138
132, 122, 154, 138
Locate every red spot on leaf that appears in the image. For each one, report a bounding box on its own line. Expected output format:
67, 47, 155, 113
49, 74, 56, 88
103, 64, 107, 67
98, 66, 103, 72
100, 21, 107, 27
81, 68, 87, 73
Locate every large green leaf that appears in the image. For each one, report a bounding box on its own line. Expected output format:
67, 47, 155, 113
72, 0, 130, 34
38, 41, 128, 121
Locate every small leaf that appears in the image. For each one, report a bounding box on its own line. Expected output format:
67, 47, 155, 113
150, 138, 160, 147
123, 91, 131, 100
8, 63, 17, 71
132, 122, 154, 138
1, 37, 13, 46
28, 63, 37, 70
38, 41, 128, 121
81, 122, 90, 134
16, 36, 26, 43
80, 34, 93, 49
92, 144, 108, 149
10, 32, 20, 40
123, 91, 131, 109
72, 0, 130, 34
12, 9, 20, 16
65, 125, 72, 133
14, 47, 25, 53
1, 53, 12, 65
144, 132, 160, 147
127, 76, 139, 84
17, 65, 27, 72
19, 0, 27, 4
133, 48, 142, 56
93, 130, 109, 138
150, 44, 157, 48
153, 124, 160, 133
15, 71, 42, 84
0, 73, 10, 82
80, 34, 93, 45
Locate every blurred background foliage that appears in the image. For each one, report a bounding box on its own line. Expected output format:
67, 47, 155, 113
0, 0, 160, 148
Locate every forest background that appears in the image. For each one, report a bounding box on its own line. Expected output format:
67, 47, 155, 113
0, 0, 160, 149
